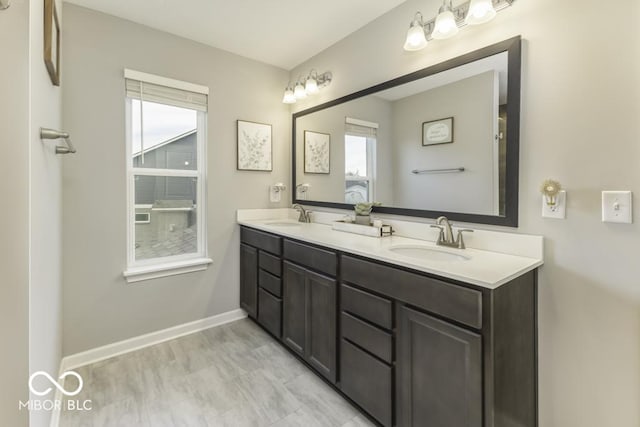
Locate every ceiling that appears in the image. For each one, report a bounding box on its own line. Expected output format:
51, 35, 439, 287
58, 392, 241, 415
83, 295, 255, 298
64, 0, 407, 70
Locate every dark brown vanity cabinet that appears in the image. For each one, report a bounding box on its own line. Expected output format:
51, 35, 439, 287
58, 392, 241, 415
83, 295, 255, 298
240, 226, 537, 427
342, 255, 537, 427
282, 241, 338, 384
240, 227, 282, 337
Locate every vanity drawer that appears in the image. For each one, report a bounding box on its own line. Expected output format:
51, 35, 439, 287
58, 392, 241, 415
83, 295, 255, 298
341, 284, 393, 330
259, 269, 282, 297
342, 255, 482, 329
341, 312, 392, 363
241, 227, 282, 256
258, 288, 282, 338
283, 240, 337, 276
259, 251, 281, 277
341, 339, 393, 427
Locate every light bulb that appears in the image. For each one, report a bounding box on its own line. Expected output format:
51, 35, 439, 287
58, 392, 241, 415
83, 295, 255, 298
403, 22, 427, 51
431, 2, 459, 40
465, 0, 496, 25
282, 88, 296, 104
305, 77, 319, 94
294, 82, 307, 99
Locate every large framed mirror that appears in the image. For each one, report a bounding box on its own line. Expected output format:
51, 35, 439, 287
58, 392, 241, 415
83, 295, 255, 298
292, 36, 521, 227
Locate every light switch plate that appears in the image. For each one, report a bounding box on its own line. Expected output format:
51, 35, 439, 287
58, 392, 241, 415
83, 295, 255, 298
542, 191, 566, 219
602, 191, 633, 223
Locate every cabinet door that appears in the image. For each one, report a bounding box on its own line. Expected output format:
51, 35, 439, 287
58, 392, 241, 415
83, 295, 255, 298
397, 306, 482, 427
240, 244, 258, 318
282, 261, 306, 356
257, 288, 282, 338
307, 270, 337, 383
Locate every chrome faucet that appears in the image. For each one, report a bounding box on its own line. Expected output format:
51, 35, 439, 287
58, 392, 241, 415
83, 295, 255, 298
430, 216, 474, 249
292, 204, 311, 223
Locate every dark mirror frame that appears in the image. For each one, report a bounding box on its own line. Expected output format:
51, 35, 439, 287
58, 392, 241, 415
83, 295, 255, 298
292, 36, 521, 227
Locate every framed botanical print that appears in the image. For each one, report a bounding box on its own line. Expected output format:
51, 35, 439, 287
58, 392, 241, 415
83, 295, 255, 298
304, 130, 330, 174
237, 120, 272, 171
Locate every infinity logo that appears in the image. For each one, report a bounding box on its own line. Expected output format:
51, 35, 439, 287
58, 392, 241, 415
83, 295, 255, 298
29, 371, 83, 397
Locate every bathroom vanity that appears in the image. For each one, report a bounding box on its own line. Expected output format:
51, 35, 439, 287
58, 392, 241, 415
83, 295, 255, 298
237, 37, 534, 426
237, 212, 542, 427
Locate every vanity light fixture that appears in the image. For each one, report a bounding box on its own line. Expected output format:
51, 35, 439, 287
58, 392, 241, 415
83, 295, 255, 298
403, 12, 429, 51
282, 86, 296, 104
432, 0, 459, 40
465, 0, 497, 25
282, 70, 332, 104
305, 71, 320, 94
403, 0, 515, 51
294, 81, 308, 99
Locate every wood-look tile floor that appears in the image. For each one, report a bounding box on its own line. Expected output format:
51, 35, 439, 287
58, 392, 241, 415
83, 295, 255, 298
59, 318, 375, 427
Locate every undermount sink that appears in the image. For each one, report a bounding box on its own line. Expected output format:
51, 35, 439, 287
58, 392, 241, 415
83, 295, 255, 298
263, 220, 302, 227
389, 245, 471, 262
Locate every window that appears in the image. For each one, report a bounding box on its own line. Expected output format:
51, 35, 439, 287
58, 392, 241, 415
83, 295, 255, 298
345, 118, 377, 204
123, 70, 210, 282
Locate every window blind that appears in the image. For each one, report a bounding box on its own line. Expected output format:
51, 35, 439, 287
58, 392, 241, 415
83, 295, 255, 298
345, 117, 378, 138
124, 70, 208, 112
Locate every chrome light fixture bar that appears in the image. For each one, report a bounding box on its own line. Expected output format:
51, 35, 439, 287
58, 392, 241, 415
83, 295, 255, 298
282, 70, 332, 104
403, 0, 515, 51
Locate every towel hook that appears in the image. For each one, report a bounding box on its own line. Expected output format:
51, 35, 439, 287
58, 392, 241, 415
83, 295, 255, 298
40, 128, 76, 154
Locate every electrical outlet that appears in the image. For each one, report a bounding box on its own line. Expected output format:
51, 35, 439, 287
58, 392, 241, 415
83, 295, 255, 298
602, 191, 632, 223
269, 186, 282, 203
542, 191, 566, 219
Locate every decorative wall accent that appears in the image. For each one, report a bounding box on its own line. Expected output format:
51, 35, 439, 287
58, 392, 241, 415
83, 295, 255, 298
44, 0, 61, 86
422, 117, 454, 146
304, 130, 330, 174
237, 120, 272, 171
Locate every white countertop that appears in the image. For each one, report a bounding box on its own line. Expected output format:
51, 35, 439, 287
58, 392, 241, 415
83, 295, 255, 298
237, 211, 543, 289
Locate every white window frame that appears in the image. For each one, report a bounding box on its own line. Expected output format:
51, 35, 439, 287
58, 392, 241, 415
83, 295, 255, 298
345, 133, 376, 203
123, 71, 211, 283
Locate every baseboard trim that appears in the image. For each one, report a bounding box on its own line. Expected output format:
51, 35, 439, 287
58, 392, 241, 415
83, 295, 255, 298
60, 308, 247, 371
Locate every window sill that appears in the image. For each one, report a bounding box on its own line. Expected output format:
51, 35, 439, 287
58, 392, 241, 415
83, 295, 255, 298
123, 257, 212, 283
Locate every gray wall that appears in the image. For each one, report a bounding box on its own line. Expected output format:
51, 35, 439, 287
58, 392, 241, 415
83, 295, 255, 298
0, 1, 30, 425
290, 0, 640, 426
391, 71, 497, 214
295, 96, 394, 204
62, 4, 290, 354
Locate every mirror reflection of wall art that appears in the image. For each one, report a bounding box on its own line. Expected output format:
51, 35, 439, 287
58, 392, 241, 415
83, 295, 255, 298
422, 117, 454, 146
237, 120, 273, 171
44, 0, 61, 86
304, 131, 330, 174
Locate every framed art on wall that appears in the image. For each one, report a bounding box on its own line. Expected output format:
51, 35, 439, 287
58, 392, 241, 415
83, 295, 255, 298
237, 120, 273, 171
422, 117, 454, 146
304, 130, 330, 174
44, 0, 60, 86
